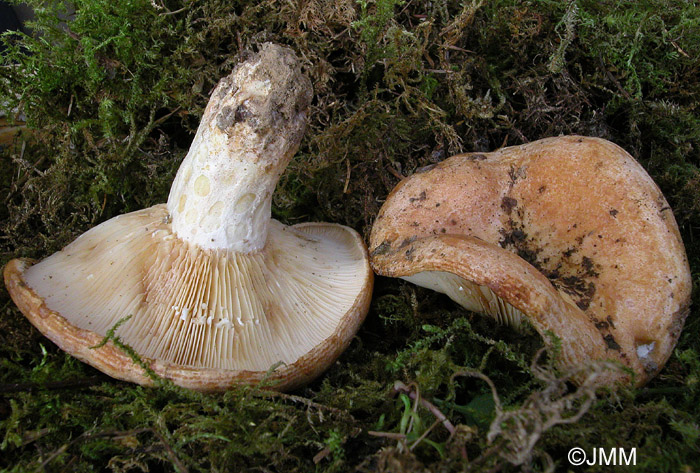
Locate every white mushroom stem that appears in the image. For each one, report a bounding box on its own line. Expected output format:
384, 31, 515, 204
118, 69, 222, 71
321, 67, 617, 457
167, 44, 312, 252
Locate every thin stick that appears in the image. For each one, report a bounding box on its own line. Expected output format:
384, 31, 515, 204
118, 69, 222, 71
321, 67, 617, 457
367, 431, 407, 440
0, 376, 104, 394
386, 165, 404, 180
393, 381, 456, 435
409, 419, 441, 451
149, 428, 190, 473
38, 427, 189, 472
343, 158, 352, 193
255, 389, 355, 421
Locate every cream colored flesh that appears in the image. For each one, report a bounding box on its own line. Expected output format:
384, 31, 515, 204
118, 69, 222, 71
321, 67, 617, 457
403, 271, 524, 327
22, 205, 368, 371
166, 43, 310, 253
166, 130, 280, 253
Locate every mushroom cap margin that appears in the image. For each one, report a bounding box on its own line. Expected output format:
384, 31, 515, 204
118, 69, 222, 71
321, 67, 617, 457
4, 213, 373, 392
370, 233, 638, 386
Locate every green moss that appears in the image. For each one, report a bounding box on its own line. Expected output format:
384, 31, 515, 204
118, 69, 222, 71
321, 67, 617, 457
1, 0, 700, 471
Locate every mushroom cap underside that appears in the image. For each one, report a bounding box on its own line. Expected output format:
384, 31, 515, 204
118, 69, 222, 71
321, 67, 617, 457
369, 136, 692, 386
5, 204, 373, 391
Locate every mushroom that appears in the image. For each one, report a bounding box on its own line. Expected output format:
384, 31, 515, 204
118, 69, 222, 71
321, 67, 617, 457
4, 43, 373, 392
369, 136, 691, 386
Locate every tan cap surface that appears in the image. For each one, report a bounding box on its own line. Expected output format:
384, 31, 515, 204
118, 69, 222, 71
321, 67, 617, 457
370, 136, 691, 386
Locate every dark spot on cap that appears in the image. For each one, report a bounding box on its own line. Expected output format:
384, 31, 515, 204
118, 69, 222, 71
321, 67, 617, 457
501, 196, 518, 214
581, 256, 598, 277
405, 248, 415, 260
516, 247, 539, 266
609, 209, 618, 217
558, 275, 596, 310
409, 191, 427, 203
399, 236, 417, 248
576, 297, 592, 311
499, 227, 527, 248
371, 241, 392, 256
604, 334, 621, 351
643, 360, 658, 375
512, 229, 526, 241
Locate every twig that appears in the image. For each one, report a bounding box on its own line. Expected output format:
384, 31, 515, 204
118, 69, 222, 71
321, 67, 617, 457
0, 376, 104, 394
393, 381, 456, 435
409, 419, 441, 451
367, 431, 407, 439
444, 45, 475, 53
160, 6, 188, 16
343, 158, 351, 194
38, 427, 189, 472
39, 428, 150, 469
152, 106, 183, 128
598, 54, 633, 101
5, 151, 45, 204
386, 165, 404, 180
313, 447, 331, 464
149, 428, 190, 473
452, 352, 617, 468
255, 389, 355, 421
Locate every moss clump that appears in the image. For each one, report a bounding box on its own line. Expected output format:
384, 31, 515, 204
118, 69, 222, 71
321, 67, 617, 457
1, 0, 700, 471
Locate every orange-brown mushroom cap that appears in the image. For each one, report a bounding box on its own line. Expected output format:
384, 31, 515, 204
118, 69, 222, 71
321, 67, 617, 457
370, 136, 691, 386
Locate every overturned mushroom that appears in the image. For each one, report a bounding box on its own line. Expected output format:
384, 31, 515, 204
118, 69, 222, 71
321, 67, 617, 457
370, 136, 691, 386
4, 43, 373, 392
